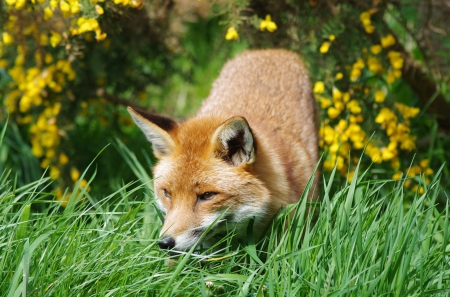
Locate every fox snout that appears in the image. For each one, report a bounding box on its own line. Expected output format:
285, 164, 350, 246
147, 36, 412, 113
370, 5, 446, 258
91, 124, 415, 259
157, 231, 204, 251
158, 236, 176, 250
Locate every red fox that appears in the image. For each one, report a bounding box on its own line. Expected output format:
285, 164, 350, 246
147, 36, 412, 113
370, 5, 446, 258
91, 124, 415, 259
128, 49, 319, 251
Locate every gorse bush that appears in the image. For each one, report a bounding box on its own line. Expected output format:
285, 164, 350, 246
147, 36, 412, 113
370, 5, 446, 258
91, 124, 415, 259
0, 0, 152, 200
314, 29, 431, 190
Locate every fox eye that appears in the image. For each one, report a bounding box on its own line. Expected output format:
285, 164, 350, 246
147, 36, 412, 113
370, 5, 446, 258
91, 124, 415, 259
198, 192, 216, 201
163, 188, 171, 199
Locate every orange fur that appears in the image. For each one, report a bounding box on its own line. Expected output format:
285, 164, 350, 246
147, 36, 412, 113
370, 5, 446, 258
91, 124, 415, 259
128, 49, 319, 250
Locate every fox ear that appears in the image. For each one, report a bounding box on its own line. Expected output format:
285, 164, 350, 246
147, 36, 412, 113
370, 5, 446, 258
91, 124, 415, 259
212, 116, 255, 166
127, 107, 178, 158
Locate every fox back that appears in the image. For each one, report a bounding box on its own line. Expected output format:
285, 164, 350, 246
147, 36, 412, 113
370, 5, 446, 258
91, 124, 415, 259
128, 49, 318, 251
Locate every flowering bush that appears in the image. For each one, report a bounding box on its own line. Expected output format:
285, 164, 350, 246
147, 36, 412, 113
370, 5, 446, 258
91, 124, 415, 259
313, 10, 435, 193
0, 0, 158, 205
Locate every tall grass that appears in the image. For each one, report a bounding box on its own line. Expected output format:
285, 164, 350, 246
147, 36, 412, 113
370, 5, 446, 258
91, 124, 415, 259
1, 134, 449, 296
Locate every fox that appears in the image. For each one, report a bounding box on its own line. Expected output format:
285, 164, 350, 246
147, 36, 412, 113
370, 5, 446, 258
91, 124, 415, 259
127, 49, 319, 251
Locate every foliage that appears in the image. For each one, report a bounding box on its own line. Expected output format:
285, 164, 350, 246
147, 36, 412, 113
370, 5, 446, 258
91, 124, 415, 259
1, 134, 449, 295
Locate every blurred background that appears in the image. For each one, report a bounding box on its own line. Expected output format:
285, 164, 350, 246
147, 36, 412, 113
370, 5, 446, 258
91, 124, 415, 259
0, 0, 449, 206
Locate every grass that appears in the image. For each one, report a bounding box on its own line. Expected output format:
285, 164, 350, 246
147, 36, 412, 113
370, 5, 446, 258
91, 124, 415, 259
1, 129, 450, 296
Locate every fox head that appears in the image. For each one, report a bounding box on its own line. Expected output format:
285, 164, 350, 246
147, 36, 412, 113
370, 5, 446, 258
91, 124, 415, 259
128, 107, 272, 251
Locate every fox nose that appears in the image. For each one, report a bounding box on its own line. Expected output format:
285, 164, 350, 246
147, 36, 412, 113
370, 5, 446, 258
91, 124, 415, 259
158, 236, 176, 250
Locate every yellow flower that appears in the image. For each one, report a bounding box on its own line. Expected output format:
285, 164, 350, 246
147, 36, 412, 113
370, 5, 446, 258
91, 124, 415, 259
0, 59, 7, 69
71, 0, 80, 13
336, 119, 348, 132
329, 34, 335, 41
364, 25, 375, 34
420, 159, 429, 168
375, 107, 396, 125
95, 29, 107, 41
334, 101, 344, 111
59, 153, 69, 165
335, 156, 344, 170
359, 11, 371, 26
374, 90, 386, 103
225, 27, 238, 40
381, 148, 395, 161
260, 15, 277, 32
327, 106, 340, 119
386, 71, 396, 83
50, 31, 62, 47
53, 102, 61, 114
44, 7, 53, 20
388, 141, 397, 151
45, 53, 53, 64
2, 32, 14, 45
425, 168, 434, 176
404, 180, 411, 188
320, 41, 330, 54
50, 166, 61, 180
320, 125, 335, 145
408, 165, 421, 177
412, 185, 425, 194
319, 97, 332, 109
38, 33, 48, 46
391, 57, 403, 69
347, 100, 361, 114
347, 171, 355, 182
395, 103, 420, 119
353, 58, 365, 70
332, 87, 342, 100
95, 4, 104, 15
56, 189, 70, 207
393, 70, 402, 78
31, 144, 44, 158
335, 72, 343, 80
46, 149, 56, 159
313, 81, 325, 94
40, 158, 50, 169
367, 57, 384, 74
342, 92, 350, 103
80, 179, 88, 188
15, 0, 26, 8
329, 142, 339, 153
366, 144, 381, 162
392, 172, 402, 180
381, 34, 396, 48
19, 95, 33, 112
370, 45, 382, 55
391, 157, 400, 170
323, 160, 334, 172
60, 1, 70, 12
400, 136, 416, 151
82, 18, 99, 32
71, 168, 80, 181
